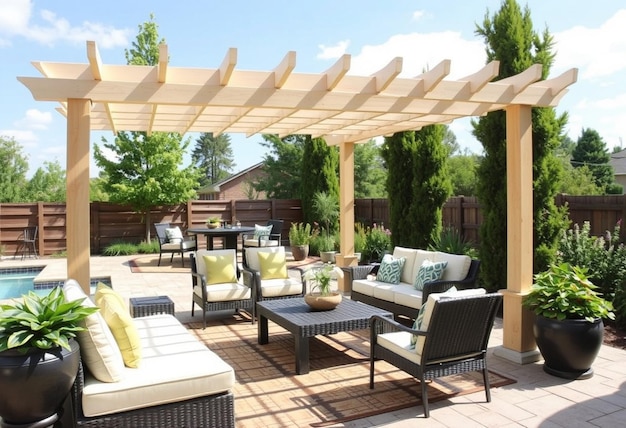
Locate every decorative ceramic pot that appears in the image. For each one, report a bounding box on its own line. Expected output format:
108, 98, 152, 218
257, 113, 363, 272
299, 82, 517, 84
291, 244, 309, 261
533, 315, 604, 380
304, 292, 342, 311
319, 251, 336, 263
0, 339, 80, 425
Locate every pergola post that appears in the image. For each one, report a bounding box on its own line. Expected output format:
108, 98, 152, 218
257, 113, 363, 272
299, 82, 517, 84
335, 141, 358, 293
494, 104, 541, 364
66, 98, 91, 294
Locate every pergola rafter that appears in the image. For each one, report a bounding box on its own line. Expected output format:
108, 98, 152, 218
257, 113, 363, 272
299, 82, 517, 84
18, 41, 578, 364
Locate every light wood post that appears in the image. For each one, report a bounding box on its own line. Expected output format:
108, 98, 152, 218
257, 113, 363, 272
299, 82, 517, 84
494, 104, 540, 364
66, 99, 91, 294
335, 141, 357, 293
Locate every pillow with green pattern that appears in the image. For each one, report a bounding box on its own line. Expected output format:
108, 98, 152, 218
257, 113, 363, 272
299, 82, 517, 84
414, 259, 448, 290
376, 254, 406, 284
409, 286, 457, 348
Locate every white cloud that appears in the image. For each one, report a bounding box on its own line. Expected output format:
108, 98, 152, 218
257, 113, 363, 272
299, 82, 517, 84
317, 40, 350, 60
0, 0, 129, 48
348, 31, 484, 79
412, 10, 425, 21
15, 109, 52, 130
0, 129, 39, 150
553, 9, 626, 80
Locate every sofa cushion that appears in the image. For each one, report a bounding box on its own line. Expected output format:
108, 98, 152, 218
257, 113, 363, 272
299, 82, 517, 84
94, 283, 142, 368
63, 279, 125, 383
81, 314, 235, 417
414, 260, 448, 290
392, 247, 418, 284
434, 252, 472, 281
376, 254, 406, 284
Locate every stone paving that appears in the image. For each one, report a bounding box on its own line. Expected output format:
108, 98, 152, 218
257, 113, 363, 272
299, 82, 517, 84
2, 255, 626, 427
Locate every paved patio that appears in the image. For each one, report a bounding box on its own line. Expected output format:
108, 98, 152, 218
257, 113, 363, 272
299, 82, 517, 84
2, 255, 626, 427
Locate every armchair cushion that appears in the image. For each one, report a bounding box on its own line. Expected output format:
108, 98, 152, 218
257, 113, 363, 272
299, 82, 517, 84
258, 250, 288, 280
203, 253, 237, 285
95, 283, 142, 368
165, 227, 184, 244
414, 260, 447, 291
376, 254, 406, 284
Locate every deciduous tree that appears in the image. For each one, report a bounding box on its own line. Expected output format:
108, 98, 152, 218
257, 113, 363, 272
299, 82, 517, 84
0, 136, 28, 203
255, 134, 305, 199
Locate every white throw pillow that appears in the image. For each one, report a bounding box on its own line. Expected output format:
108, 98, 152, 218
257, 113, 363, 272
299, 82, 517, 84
253, 224, 273, 241
165, 227, 183, 244
63, 279, 125, 382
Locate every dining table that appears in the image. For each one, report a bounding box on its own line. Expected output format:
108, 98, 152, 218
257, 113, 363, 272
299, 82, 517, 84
187, 226, 256, 251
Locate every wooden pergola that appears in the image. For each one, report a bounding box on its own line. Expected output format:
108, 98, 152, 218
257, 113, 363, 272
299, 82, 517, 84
18, 41, 577, 363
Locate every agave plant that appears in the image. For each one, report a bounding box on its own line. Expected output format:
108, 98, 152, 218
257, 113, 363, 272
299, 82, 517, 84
0, 287, 97, 353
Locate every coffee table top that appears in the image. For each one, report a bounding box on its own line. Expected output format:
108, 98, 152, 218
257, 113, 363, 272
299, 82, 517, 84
256, 297, 392, 336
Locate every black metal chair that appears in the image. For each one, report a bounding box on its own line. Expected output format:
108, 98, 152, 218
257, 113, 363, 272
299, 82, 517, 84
369, 292, 502, 418
242, 219, 284, 248
154, 223, 197, 267
19, 226, 38, 260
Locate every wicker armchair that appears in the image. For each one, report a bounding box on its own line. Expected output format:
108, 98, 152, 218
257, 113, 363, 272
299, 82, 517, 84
154, 222, 197, 267
369, 292, 502, 418
190, 250, 254, 328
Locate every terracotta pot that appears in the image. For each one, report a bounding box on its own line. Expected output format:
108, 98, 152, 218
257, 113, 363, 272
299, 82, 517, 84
304, 292, 342, 311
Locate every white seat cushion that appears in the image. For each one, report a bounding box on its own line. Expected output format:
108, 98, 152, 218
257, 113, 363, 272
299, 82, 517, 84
243, 239, 279, 247
195, 282, 252, 302
260, 277, 303, 298
377, 331, 420, 364
161, 239, 196, 251
392, 284, 423, 310
81, 315, 235, 417
352, 279, 377, 297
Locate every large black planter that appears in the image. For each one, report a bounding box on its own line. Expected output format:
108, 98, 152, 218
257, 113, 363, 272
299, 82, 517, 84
0, 339, 80, 427
533, 315, 603, 380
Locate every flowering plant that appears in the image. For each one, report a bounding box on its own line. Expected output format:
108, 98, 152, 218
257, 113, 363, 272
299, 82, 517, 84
303, 263, 344, 295
363, 223, 392, 262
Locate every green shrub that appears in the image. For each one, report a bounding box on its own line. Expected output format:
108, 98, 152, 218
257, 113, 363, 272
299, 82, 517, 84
102, 241, 138, 256
429, 226, 477, 258
362, 223, 391, 262
354, 223, 367, 254
137, 240, 159, 254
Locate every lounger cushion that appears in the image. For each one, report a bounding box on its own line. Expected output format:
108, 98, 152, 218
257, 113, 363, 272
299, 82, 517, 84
63, 279, 125, 383
81, 315, 235, 417
95, 283, 142, 368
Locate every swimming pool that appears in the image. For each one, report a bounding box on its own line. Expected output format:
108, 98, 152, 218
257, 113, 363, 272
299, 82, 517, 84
0, 266, 109, 300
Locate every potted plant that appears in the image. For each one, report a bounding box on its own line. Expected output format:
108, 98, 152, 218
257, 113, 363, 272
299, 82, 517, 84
523, 262, 615, 379
312, 192, 339, 263
289, 222, 315, 261
0, 287, 97, 425
302, 263, 344, 310
206, 216, 221, 229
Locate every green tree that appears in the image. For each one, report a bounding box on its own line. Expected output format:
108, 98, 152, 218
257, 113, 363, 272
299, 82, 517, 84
558, 160, 602, 195
255, 134, 305, 199
474, 0, 569, 290
89, 175, 110, 202
191, 133, 235, 187
354, 140, 387, 198
24, 160, 66, 202
93, 16, 200, 241
571, 128, 614, 192
301, 136, 339, 225
448, 151, 480, 196
381, 131, 416, 248
0, 136, 29, 202
409, 125, 453, 248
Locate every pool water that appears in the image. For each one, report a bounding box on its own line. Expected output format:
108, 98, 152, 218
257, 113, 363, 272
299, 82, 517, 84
0, 267, 107, 300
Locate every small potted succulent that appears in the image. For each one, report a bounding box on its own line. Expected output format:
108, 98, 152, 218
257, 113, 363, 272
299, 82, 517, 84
0, 287, 97, 425
523, 262, 615, 379
302, 263, 344, 311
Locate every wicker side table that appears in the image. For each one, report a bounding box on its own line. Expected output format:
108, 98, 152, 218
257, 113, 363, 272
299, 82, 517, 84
129, 295, 175, 318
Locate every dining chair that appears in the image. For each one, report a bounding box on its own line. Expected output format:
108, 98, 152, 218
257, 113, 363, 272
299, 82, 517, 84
154, 223, 197, 267
19, 226, 38, 260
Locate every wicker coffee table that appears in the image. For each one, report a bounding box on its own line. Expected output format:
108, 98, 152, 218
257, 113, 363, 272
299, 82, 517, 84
257, 297, 392, 374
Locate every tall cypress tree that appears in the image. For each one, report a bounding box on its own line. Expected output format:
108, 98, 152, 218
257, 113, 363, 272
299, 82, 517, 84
474, 0, 569, 290
571, 128, 614, 192
300, 136, 339, 226
410, 125, 453, 249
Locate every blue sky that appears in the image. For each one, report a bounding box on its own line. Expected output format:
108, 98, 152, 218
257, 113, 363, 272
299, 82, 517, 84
1, 0, 625, 177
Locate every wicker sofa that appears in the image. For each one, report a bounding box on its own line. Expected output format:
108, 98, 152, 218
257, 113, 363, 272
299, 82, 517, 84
63, 280, 235, 428
348, 247, 480, 320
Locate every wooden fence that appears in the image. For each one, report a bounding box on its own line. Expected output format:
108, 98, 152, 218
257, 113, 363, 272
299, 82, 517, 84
1, 195, 625, 256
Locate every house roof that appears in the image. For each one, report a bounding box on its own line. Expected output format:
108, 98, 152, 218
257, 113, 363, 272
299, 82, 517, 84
198, 162, 264, 194
610, 149, 626, 175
